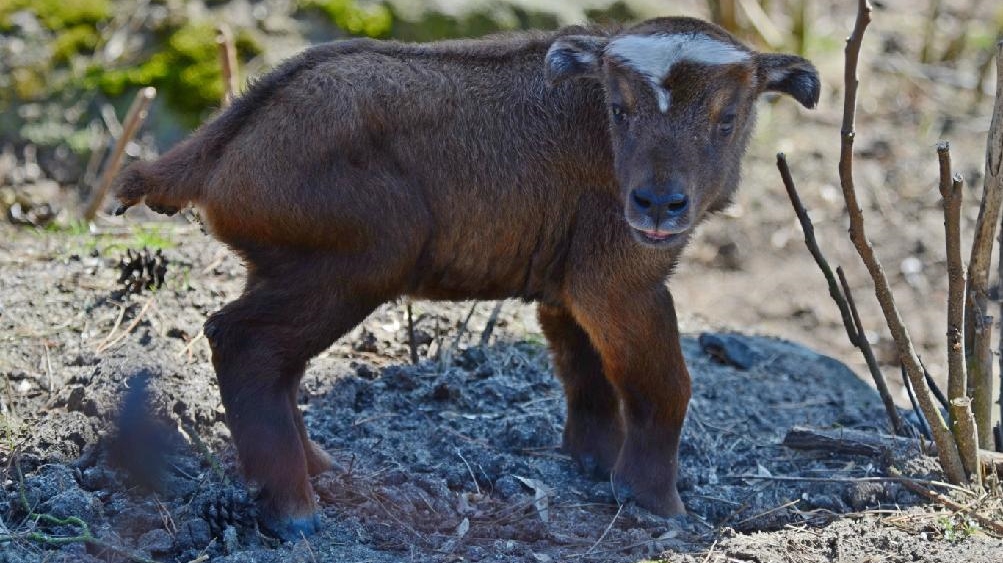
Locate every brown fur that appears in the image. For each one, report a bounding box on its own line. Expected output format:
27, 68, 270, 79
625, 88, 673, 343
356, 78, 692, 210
114, 17, 819, 539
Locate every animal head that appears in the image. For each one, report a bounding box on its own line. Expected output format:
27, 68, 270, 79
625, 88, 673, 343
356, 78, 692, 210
545, 17, 820, 248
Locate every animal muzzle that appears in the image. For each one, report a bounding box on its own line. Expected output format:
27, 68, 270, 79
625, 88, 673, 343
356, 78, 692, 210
626, 188, 692, 241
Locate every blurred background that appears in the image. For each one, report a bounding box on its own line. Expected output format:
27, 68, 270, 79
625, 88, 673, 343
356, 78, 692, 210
1, 0, 1002, 410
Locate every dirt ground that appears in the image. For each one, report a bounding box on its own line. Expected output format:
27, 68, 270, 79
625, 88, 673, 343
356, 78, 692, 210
2, 223, 1002, 563
3, 1, 1003, 561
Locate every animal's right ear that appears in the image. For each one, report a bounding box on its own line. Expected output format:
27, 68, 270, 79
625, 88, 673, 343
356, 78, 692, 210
545, 35, 608, 85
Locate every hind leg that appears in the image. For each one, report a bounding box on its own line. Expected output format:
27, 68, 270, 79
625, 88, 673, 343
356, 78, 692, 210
288, 388, 335, 476
205, 270, 379, 540
538, 303, 623, 478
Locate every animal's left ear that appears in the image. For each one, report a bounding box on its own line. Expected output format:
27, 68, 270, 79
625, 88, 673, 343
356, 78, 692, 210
755, 53, 821, 109
545, 35, 609, 85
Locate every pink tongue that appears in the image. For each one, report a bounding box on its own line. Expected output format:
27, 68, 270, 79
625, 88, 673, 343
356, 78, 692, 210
643, 229, 671, 240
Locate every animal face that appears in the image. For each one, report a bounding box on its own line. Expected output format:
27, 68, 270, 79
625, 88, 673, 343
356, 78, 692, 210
545, 17, 820, 248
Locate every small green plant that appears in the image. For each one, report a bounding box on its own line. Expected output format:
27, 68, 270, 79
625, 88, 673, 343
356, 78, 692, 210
938, 514, 980, 542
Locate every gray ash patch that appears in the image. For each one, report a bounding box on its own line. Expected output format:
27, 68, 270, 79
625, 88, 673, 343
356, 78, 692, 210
2, 228, 1000, 562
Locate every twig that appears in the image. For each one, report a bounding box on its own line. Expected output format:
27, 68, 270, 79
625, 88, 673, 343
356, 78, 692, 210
479, 300, 505, 347
439, 302, 478, 369
949, 398, 982, 486
83, 87, 157, 221
778, 152, 905, 435
777, 154, 857, 342
837, 0, 966, 484
701, 539, 719, 563
838, 267, 906, 435
938, 143, 967, 404
216, 24, 238, 107
901, 365, 932, 441
918, 356, 950, 412
733, 499, 799, 529
889, 467, 1003, 536
968, 39, 1003, 450
96, 297, 155, 354
584, 501, 623, 555
406, 300, 419, 365
455, 449, 481, 495
179, 423, 229, 484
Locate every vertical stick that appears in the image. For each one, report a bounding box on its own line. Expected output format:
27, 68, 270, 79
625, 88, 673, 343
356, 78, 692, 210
949, 398, 982, 486
937, 143, 966, 404
82, 87, 157, 221
838, 0, 966, 484
970, 40, 1003, 450
217, 24, 239, 107
988, 40, 1003, 452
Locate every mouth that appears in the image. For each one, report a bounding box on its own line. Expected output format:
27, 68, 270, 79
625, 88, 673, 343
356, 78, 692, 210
631, 227, 686, 246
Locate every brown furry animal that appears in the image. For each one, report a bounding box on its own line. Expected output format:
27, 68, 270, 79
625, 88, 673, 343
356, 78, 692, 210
115, 17, 819, 540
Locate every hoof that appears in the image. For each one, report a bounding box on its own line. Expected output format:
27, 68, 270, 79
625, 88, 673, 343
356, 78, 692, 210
260, 510, 321, 542
113, 203, 130, 216
612, 476, 685, 516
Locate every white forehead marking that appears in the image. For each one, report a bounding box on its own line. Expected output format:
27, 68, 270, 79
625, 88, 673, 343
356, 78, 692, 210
605, 33, 751, 113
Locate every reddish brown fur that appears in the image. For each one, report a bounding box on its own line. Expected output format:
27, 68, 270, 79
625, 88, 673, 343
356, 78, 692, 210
114, 17, 819, 539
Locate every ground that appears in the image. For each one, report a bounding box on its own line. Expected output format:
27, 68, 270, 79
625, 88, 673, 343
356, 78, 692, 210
3, 0, 1003, 561
1, 223, 1001, 562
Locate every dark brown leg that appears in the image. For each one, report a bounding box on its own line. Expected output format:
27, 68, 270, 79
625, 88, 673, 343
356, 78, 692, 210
537, 303, 623, 477
569, 286, 690, 516
288, 388, 335, 476
204, 269, 378, 540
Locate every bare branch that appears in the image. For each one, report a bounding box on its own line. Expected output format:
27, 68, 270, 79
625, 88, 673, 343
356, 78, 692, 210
777, 154, 858, 342
777, 152, 905, 434
949, 398, 982, 486
968, 39, 1003, 450
837, 0, 966, 484
82, 87, 157, 221
836, 267, 906, 435
937, 143, 966, 403
216, 24, 239, 107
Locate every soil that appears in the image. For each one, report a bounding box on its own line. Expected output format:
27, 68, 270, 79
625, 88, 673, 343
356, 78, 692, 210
2, 222, 1002, 562
3, 1, 1003, 561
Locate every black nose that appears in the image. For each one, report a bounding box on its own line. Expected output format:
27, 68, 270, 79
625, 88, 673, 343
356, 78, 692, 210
630, 188, 689, 218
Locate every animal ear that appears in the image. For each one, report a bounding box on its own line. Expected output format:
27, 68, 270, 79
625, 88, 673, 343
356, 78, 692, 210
545, 35, 608, 85
755, 53, 821, 109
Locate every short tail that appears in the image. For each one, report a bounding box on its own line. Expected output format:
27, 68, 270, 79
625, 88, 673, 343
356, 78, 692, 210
113, 137, 211, 216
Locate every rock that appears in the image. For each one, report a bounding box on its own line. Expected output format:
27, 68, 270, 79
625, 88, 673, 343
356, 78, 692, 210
137, 528, 174, 554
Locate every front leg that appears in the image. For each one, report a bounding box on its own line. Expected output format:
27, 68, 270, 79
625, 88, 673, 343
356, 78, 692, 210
538, 303, 623, 478
569, 286, 690, 516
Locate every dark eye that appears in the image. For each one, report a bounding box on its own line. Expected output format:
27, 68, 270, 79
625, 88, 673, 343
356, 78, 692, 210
611, 104, 627, 124
718, 112, 736, 136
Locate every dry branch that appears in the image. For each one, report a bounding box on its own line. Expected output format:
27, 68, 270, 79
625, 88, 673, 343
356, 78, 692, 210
835, 0, 966, 484
990, 40, 1003, 453
777, 153, 904, 434
83, 87, 157, 221
836, 266, 905, 436
783, 426, 1003, 479
968, 39, 1003, 450
889, 467, 1003, 536
937, 143, 966, 402
216, 24, 238, 107
949, 398, 982, 486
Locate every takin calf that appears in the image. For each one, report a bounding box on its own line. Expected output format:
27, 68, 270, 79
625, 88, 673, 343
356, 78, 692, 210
115, 16, 819, 540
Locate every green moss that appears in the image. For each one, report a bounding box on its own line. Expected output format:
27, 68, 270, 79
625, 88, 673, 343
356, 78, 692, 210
11, 67, 46, 100
82, 21, 262, 127
52, 25, 100, 65
0, 0, 110, 31
299, 0, 393, 38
